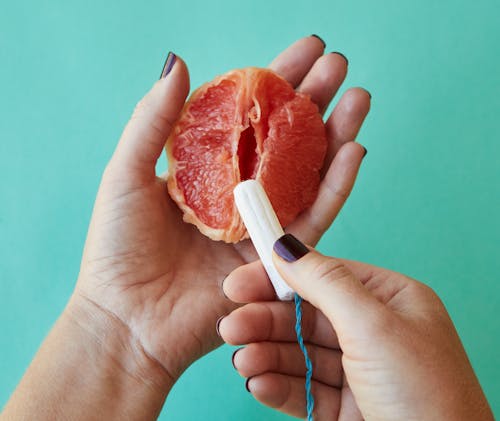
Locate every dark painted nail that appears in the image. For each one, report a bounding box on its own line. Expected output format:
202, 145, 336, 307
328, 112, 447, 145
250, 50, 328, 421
232, 348, 242, 369
331, 51, 348, 66
245, 377, 253, 393
311, 34, 326, 48
273, 234, 309, 263
362, 146, 368, 157
362, 88, 372, 99
216, 316, 224, 337
159, 51, 176, 79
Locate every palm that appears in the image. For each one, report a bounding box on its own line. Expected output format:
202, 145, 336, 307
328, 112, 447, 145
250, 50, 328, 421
77, 36, 370, 383
78, 173, 253, 378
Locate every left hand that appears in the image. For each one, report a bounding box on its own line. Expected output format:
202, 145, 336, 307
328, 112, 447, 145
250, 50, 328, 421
74, 36, 371, 392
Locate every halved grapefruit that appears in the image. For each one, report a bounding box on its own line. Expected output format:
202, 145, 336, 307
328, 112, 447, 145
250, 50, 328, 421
166, 67, 327, 243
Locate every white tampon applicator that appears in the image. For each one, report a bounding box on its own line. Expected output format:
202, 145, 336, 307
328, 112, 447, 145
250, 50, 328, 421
233, 180, 295, 301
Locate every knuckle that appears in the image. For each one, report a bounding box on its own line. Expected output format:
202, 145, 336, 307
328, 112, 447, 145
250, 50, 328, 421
328, 181, 350, 201
132, 96, 151, 119
321, 176, 351, 202
101, 162, 114, 181
101, 161, 122, 184
397, 280, 450, 327
310, 258, 351, 285
416, 282, 448, 314
130, 96, 174, 137
412, 281, 441, 304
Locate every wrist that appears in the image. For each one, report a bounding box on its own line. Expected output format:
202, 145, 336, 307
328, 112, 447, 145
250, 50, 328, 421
65, 290, 176, 392
3, 292, 175, 420
52, 292, 174, 419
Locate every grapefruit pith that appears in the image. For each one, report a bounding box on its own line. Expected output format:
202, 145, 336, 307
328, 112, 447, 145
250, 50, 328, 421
166, 67, 327, 243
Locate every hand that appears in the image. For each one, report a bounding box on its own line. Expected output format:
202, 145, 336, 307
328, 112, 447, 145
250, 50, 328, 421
220, 236, 494, 420
74, 37, 370, 388
3, 37, 372, 420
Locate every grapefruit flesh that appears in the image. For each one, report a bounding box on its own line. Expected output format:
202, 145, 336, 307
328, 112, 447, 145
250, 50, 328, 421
166, 67, 327, 243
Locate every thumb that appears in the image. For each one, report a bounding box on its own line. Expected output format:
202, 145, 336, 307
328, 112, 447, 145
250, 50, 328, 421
272, 234, 386, 338
109, 52, 190, 180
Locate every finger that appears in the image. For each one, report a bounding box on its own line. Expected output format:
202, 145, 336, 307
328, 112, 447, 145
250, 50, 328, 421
223, 261, 276, 303
286, 141, 366, 245
268, 35, 325, 87
272, 244, 388, 340
335, 258, 379, 285
338, 373, 364, 421
233, 342, 342, 388
247, 373, 340, 419
219, 301, 339, 348
108, 54, 190, 181
296, 52, 348, 115
222, 257, 397, 306
322, 87, 371, 176
286, 88, 370, 244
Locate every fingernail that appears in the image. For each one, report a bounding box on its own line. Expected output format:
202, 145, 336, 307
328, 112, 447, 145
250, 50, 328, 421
221, 275, 229, 299
331, 51, 348, 66
216, 316, 224, 337
273, 234, 309, 263
159, 51, 176, 79
245, 377, 253, 393
362, 146, 368, 157
362, 88, 372, 99
232, 348, 242, 369
311, 34, 326, 48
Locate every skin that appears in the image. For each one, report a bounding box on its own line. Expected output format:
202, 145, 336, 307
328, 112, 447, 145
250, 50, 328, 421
1, 36, 370, 420
221, 249, 494, 420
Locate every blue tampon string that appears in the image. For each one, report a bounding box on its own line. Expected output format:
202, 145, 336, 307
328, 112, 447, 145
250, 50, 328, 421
294, 293, 314, 420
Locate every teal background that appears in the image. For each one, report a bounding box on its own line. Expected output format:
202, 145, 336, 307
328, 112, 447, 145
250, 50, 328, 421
1, 0, 499, 419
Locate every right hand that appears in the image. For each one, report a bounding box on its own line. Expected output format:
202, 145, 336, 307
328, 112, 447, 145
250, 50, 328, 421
220, 234, 493, 420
